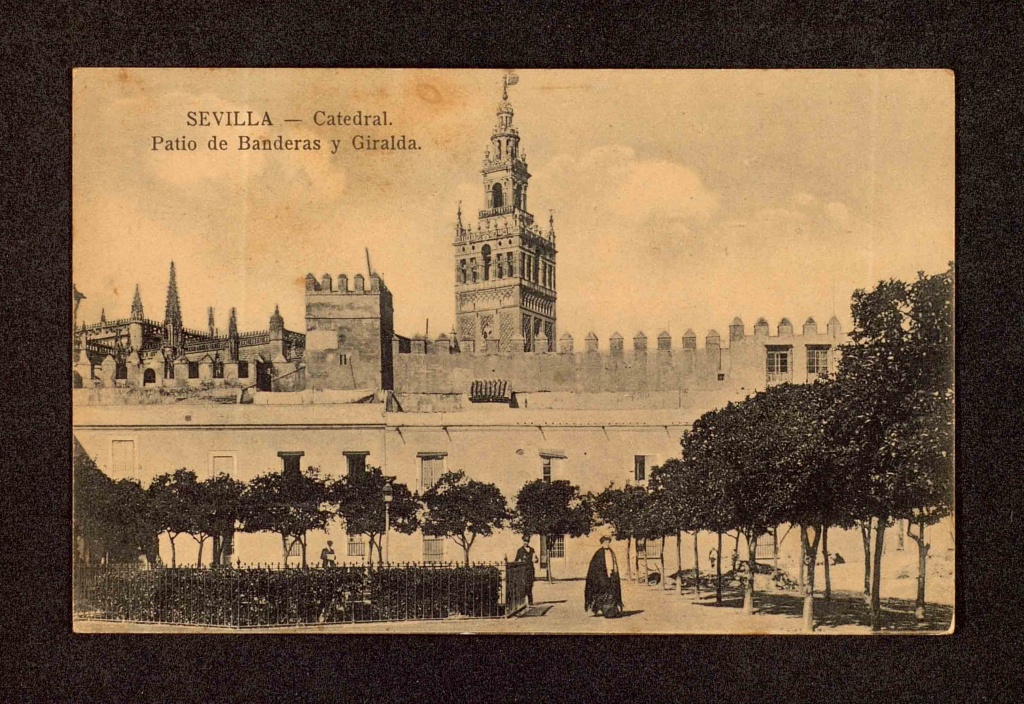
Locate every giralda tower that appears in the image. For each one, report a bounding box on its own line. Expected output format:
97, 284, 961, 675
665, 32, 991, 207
453, 74, 557, 353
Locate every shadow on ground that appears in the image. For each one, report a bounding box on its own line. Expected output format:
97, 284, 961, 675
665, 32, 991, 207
693, 588, 952, 632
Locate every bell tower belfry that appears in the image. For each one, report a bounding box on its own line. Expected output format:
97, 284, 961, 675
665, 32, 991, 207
453, 73, 557, 352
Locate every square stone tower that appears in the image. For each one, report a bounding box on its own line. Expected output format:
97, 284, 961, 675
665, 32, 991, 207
304, 271, 394, 391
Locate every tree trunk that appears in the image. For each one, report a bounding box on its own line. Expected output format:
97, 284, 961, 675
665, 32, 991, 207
211, 536, 221, 567
693, 531, 700, 595
732, 533, 740, 571
800, 524, 822, 632
676, 530, 683, 595
197, 537, 205, 568
300, 534, 308, 568
626, 537, 632, 580
715, 531, 723, 605
464, 542, 471, 567
169, 534, 177, 568
281, 534, 290, 565
870, 518, 887, 631
546, 536, 552, 582
860, 519, 873, 601
799, 537, 805, 590
910, 517, 929, 622
822, 524, 831, 601
660, 536, 666, 590
743, 532, 756, 615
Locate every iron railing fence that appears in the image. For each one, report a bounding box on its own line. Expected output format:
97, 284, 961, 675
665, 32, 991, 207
73, 562, 515, 628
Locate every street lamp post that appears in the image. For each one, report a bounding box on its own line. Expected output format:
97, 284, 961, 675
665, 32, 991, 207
382, 479, 394, 564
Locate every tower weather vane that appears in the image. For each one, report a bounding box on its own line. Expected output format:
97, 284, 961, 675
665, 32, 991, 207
503, 71, 519, 99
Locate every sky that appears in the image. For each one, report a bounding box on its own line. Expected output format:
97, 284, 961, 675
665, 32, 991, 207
73, 69, 954, 342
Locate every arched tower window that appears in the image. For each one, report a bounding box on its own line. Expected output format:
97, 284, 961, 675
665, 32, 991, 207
482, 245, 492, 281
458, 259, 467, 284
496, 253, 504, 279
491, 183, 504, 208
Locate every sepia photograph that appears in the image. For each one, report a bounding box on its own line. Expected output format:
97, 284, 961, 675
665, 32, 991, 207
71, 68, 954, 634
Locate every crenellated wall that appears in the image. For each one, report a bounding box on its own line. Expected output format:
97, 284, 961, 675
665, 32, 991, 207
392, 317, 845, 405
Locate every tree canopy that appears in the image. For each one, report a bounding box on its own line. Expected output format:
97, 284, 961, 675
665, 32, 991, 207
240, 465, 332, 566
421, 470, 509, 565
331, 466, 420, 564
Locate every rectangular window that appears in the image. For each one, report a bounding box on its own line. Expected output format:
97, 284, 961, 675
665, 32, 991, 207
634, 455, 647, 482
419, 454, 446, 491
806, 346, 830, 379
238, 361, 249, 379
545, 535, 565, 559
213, 361, 224, 379
188, 361, 199, 379
347, 535, 366, 557
111, 439, 135, 479
339, 353, 349, 366
539, 452, 564, 483
766, 346, 792, 384
423, 536, 445, 563
344, 452, 368, 474
287, 540, 302, 558
209, 453, 236, 478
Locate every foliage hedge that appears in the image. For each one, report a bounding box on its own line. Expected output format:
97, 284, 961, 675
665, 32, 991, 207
74, 564, 503, 627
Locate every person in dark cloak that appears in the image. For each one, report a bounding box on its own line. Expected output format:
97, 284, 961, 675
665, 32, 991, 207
514, 535, 538, 605
584, 535, 623, 617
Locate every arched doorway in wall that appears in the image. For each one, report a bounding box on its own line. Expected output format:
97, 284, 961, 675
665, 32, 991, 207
143, 368, 156, 385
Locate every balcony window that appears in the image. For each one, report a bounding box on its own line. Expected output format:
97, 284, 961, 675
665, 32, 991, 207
766, 346, 792, 384
807, 346, 830, 379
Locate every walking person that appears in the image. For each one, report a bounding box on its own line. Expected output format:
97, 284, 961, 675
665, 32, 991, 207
320, 540, 337, 568
584, 535, 624, 618
515, 535, 538, 605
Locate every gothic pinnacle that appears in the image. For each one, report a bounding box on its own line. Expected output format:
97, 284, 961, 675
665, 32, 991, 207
130, 284, 144, 321
164, 261, 183, 329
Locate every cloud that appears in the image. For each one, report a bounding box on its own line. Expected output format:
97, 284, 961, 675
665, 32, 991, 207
534, 145, 719, 226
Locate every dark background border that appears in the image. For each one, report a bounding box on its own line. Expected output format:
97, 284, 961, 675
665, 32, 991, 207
2, 1, 1018, 701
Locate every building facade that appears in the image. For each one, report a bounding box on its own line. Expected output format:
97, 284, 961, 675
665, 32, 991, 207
74, 78, 917, 578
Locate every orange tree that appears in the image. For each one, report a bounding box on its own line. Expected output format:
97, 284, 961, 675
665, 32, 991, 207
331, 466, 420, 565
148, 468, 201, 568
513, 479, 593, 581
592, 483, 652, 580
240, 465, 333, 567
832, 265, 954, 629
421, 470, 509, 566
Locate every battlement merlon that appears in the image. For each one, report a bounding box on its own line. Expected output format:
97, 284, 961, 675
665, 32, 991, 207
395, 317, 845, 355
304, 272, 388, 295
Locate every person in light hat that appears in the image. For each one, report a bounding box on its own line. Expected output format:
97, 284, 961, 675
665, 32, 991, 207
584, 534, 623, 617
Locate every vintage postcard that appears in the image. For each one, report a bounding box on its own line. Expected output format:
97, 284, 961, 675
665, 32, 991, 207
72, 69, 954, 634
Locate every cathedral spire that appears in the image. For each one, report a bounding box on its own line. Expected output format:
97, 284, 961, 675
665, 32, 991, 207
130, 284, 144, 321
228, 307, 238, 337
164, 261, 182, 329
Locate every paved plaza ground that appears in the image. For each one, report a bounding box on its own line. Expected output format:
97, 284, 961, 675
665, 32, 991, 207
76, 565, 953, 635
